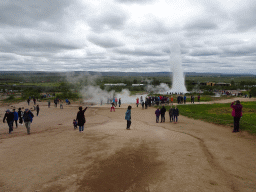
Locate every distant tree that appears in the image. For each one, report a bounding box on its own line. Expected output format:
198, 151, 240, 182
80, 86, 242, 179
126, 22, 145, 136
249, 87, 256, 96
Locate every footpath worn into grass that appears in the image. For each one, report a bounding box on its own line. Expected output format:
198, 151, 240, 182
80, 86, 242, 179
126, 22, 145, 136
166, 101, 256, 134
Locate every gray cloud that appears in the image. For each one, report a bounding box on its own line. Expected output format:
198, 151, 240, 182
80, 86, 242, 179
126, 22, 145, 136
113, 47, 164, 56
116, 0, 155, 4
0, 0, 255, 74
189, 48, 221, 56
232, 2, 256, 31
87, 34, 124, 48
86, 6, 128, 33
0, 0, 73, 28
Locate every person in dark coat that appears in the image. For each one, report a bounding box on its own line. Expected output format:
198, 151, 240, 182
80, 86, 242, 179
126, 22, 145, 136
160, 105, 166, 123
173, 106, 179, 123
231, 100, 243, 132
76, 106, 88, 133
125, 105, 131, 129
155, 108, 160, 123
18, 108, 23, 125
119, 98, 121, 107
3, 110, 14, 133
23, 109, 34, 135
169, 106, 174, 122
36, 105, 40, 116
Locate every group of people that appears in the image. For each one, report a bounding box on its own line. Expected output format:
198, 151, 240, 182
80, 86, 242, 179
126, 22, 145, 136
3, 108, 34, 134
109, 98, 121, 112
155, 105, 179, 123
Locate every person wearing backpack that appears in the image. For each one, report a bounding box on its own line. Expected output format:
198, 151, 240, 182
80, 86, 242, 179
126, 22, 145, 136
23, 109, 34, 135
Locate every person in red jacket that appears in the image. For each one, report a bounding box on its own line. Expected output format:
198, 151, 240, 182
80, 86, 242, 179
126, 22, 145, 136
231, 100, 243, 132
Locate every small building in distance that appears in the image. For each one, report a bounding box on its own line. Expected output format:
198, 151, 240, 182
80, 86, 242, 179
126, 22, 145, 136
104, 83, 127, 86
215, 82, 231, 86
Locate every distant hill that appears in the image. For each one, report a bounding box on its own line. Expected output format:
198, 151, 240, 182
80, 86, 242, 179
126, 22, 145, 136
0, 71, 255, 77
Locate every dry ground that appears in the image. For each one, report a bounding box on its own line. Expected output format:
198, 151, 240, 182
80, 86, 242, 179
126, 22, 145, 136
0, 98, 256, 192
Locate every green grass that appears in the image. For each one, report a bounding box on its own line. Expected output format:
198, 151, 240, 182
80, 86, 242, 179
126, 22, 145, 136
2, 95, 24, 103
165, 102, 256, 135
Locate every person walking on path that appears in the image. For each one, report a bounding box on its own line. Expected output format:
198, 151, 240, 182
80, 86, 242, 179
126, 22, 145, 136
184, 95, 186, 104
125, 105, 131, 130
27, 98, 30, 105
119, 98, 121, 107
169, 106, 174, 122
160, 105, 166, 123
73, 119, 78, 129
23, 109, 34, 135
3, 110, 14, 134
136, 98, 139, 107
48, 100, 51, 108
18, 108, 23, 125
76, 106, 88, 133
110, 102, 115, 112
12, 109, 19, 128
155, 108, 160, 123
173, 106, 179, 123
198, 95, 200, 102
60, 100, 63, 109
170, 96, 174, 104
36, 105, 40, 116
115, 97, 118, 106
33, 97, 36, 105
231, 100, 243, 132
191, 95, 194, 103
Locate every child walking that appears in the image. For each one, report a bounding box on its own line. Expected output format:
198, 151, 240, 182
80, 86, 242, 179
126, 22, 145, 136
73, 119, 78, 129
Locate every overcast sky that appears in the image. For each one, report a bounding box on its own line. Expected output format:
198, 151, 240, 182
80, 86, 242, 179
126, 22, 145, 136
1, 0, 256, 74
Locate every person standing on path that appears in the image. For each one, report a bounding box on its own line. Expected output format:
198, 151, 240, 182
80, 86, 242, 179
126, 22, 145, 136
191, 95, 194, 103
27, 98, 30, 105
18, 108, 23, 125
48, 100, 51, 108
170, 96, 174, 104
231, 100, 243, 132
155, 107, 160, 123
169, 106, 174, 122
119, 98, 121, 107
12, 109, 19, 128
76, 106, 88, 133
36, 105, 40, 116
198, 95, 200, 102
110, 102, 115, 112
3, 110, 14, 134
125, 105, 131, 129
23, 109, 34, 135
173, 106, 179, 124
160, 105, 166, 123
136, 98, 139, 107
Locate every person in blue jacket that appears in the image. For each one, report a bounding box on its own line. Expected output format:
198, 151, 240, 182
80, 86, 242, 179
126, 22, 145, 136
12, 109, 19, 128
125, 105, 131, 130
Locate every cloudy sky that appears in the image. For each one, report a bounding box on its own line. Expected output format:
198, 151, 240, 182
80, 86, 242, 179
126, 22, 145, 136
1, 0, 256, 74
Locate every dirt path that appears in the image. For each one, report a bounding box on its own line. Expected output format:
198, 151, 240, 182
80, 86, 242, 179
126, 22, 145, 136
0, 99, 255, 192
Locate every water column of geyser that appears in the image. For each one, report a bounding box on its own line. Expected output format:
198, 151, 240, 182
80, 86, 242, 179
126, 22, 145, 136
169, 43, 187, 94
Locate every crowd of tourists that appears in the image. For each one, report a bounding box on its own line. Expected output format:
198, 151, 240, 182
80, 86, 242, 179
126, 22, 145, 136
2, 94, 245, 135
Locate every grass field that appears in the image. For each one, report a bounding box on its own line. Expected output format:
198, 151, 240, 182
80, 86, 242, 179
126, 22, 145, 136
165, 102, 256, 135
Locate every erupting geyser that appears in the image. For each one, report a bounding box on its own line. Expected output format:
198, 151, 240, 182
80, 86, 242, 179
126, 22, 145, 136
169, 43, 187, 94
